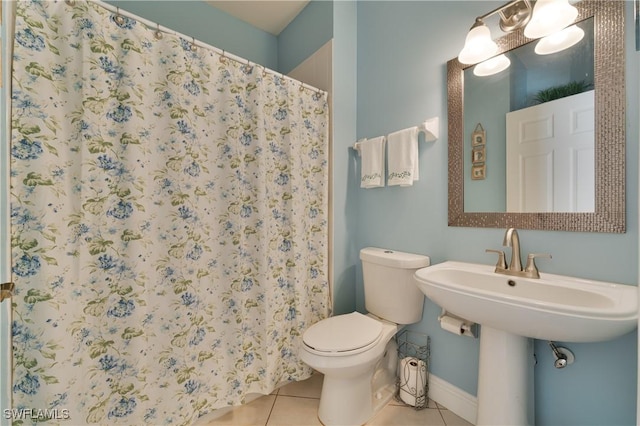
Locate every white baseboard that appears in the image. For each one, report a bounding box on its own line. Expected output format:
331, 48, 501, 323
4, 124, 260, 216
429, 374, 477, 424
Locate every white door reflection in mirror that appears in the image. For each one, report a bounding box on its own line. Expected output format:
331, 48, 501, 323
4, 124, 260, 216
506, 90, 594, 212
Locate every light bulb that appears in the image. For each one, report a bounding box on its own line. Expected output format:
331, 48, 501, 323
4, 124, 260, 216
524, 0, 578, 39
458, 23, 499, 65
535, 25, 584, 55
473, 54, 511, 77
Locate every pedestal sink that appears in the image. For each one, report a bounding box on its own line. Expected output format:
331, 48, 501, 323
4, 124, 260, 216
414, 261, 638, 425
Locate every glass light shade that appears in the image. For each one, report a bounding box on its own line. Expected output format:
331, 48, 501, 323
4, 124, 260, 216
523, 0, 578, 39
458, 24, 499, 65
473, 54, 511, 77
535, 25, 584, 55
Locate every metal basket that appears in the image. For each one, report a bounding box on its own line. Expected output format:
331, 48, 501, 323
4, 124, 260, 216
395, 329, 430, 410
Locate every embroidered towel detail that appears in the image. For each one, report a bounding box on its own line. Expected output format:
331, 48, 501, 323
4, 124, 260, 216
360, 136, 386, 188
387, 126, 419, 187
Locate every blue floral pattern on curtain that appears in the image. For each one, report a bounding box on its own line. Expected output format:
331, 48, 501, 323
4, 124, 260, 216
10, 1, 330, 424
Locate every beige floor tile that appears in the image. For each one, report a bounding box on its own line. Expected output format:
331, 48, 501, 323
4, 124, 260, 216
366, 404, 446, 426
440, 409, 474, 426
388, 397, 405, 406
389, 395, 438, 409
277, 373, 324, 399
203, 394, 276, 426
199, 380, 466, 426
267, 395, 322, 426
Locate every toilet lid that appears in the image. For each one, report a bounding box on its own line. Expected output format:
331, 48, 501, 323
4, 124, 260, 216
303, 312, 383, 353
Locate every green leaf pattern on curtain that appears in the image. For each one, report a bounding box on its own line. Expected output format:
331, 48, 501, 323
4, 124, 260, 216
10, 1, 330, 424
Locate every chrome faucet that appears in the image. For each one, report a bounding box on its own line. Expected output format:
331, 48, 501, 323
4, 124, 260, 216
503, 227, 522, 272
485, 228, 551, 279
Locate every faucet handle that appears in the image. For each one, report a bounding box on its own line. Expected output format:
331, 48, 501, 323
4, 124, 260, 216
524, 253, 552, 278
486, 249, 507, 270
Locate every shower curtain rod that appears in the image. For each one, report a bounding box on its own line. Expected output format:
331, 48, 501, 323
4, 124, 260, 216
89, 0, 327, 96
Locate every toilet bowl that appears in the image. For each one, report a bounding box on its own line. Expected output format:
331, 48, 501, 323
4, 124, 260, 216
299, 247, 430, 426
300, 312, 399, 426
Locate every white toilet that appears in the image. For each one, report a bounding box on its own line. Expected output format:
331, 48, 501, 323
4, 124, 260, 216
300, 247, 430, 425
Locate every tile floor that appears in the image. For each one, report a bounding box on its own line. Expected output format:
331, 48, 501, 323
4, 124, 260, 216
202, 373, 473, 426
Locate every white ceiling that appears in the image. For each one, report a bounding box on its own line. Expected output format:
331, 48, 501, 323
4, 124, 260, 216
206, 1, 310, 36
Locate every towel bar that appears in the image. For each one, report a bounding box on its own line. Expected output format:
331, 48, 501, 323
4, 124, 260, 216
352, 138, 368, 153
351, 116, 439, 155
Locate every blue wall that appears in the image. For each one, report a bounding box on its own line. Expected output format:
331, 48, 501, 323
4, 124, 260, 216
331, 1, 359, 316
463, 68, 509, 212
106, 0, 279, 69
356, 1, 638, 424
278, 1, 333, 74
107, 1, 334, 75
0, 4, 12, 422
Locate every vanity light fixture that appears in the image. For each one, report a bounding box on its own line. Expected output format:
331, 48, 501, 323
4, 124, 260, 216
473, 54, 511, 76
458, 19, 499, 65
523, 0, 578, 39
458, 0, 532, 65
534, 24, 584, 55
458, 0, 579, 65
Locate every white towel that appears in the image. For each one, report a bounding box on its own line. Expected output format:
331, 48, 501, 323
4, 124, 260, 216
387, 126, 419, 187
359, 136, 386, 188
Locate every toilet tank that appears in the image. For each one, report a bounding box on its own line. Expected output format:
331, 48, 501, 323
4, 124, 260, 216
360, 247, 430, 324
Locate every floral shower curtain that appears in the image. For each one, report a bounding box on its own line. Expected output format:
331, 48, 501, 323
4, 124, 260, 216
9, 1, 329, 424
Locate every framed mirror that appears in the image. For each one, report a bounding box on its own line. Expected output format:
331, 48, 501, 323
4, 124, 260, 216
448, 0, 625, 232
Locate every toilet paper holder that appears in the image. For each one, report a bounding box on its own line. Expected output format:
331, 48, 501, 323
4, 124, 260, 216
438, 309, 477, 338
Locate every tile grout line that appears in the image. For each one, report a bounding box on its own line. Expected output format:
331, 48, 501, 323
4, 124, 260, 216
264, 392, 279, 426
276, 394, 321, 401
437, 407, 446, 426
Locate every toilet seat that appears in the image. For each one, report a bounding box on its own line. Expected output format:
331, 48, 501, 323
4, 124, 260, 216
303, 312, 383, 355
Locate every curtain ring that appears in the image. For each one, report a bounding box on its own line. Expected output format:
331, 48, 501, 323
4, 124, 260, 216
243, 59, 253, 73
114, 8, 126, 26
219, 51, 227, 64
190, 37, 197, 52
262, 66, 268, 77
154, 24, 163, 40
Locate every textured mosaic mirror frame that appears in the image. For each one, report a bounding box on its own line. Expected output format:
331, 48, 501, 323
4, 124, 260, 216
447, 0, 625, 233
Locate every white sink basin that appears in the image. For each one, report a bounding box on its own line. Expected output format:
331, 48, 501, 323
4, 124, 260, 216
414, 261, 638, 342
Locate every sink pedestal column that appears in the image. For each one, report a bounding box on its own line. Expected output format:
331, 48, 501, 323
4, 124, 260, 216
476, 326, 535, 425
